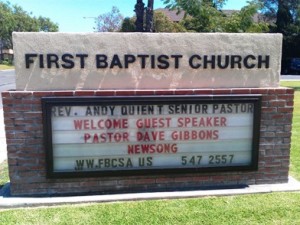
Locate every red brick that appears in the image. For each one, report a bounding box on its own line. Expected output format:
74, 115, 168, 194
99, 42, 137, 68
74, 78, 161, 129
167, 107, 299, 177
22, 99, 41, 104
174, 177, 194, 183
156, 177, 174, 183
1, 92, 11, 98
261, 132, 275, 137
193, 89, 213, 95
211, 176, 228, 181
272, 114, 284, 119
94, 90, 116, 96
174, 89, 194, 95
193, 176, 210, 182
251, 89, 269, 94
263, 95, 277, 101
118, 179, 136, 185
115, 90, 136, 96
268, 89, 286, 94
74, 91, 95, 96
2, 98, 22, 105
52, 91, 74, 96
286, 88, 294, 94
2, 87, 295, 196
14, 106, 33, 111
32, 91, 53, 97
11, 92, 33, 99
231, 88, 251, 94
135, 178, 156, 185
135, 90, 156, 95
278, 107, 293, 113
213, 89, 232, 95
269, 100, 286, 107
262, 107, 277, 113
277, 95, 294, 100
155, 90, 175, 95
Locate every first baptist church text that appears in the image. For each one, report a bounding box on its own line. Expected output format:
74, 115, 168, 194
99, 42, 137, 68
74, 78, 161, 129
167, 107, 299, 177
24, 53, 270, 70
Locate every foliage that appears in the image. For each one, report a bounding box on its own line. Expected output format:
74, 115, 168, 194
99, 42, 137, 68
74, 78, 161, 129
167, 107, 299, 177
0, 1, 58, 49
177, 0, 269, 32
179, 3, 224, 32
259, 0, 300, 59
0, 59, 12, 65
120, 11, 186, 32
37, 16, 59, 32
120, 17, 136, 32
220, 1, 269, 33
163, 0, 227, 14
259, 0, 300, 22
94, 6, 124, 32
154, 11, 186, 32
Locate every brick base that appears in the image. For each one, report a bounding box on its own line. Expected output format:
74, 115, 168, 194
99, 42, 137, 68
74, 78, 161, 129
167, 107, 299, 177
1, 88, 294, 196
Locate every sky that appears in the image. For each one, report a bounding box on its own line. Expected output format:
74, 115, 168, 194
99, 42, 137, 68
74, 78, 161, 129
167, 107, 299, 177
5, 0, 249, 32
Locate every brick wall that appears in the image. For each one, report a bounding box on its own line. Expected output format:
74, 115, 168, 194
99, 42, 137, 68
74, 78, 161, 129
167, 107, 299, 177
1, 88, 294, 196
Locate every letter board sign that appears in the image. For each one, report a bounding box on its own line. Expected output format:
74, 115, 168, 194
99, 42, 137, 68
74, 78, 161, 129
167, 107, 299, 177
42, 95, 261, 178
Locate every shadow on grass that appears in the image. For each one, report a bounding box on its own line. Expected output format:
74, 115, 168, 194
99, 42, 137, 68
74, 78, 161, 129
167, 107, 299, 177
0, 182, 10, 197
284, 86, 300, 91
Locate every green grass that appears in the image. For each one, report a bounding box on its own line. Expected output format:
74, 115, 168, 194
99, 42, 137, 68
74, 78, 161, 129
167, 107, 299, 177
281, 81, 300, 180
0, 160, 9, 188
0, 82, 300, 223
0, 193, 300, 224
0, 64, 14, 70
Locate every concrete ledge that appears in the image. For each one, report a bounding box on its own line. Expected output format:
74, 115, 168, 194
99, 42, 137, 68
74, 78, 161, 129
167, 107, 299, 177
1, 176, 300, 209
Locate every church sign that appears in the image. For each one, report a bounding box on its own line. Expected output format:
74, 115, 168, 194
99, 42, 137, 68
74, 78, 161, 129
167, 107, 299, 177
3, 32, 293, 197
13, 33, 282, 91
43, 95, 261, 178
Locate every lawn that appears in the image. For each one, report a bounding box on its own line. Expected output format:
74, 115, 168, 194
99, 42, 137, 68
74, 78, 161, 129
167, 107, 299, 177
0, 81, 299, 224
0, 64, 14, 70
1, 193, 300, 225
0, 160, 8, 188
281, 81, 300, 180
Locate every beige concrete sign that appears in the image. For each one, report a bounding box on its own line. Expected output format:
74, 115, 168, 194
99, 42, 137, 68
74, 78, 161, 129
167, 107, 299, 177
13, 32, 282, 91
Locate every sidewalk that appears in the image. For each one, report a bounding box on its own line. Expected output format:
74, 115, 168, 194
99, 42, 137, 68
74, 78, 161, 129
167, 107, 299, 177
0, 177, 300, 208
0, 109, 7, 163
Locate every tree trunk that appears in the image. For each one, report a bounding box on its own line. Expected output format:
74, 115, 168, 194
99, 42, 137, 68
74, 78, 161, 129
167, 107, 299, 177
276, 0, 293, 34
145, 0, 154, 32
135, 0, 145, 32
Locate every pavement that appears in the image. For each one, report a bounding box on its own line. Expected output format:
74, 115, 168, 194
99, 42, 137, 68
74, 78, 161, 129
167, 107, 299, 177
0, 177, 300, 209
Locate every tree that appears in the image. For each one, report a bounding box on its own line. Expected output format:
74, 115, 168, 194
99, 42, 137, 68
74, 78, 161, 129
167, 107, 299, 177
220, 1, 269, 33
37, 16, 59, 32
134, 0, 155, 32
95, 6, 124, 32
135, 0, 145, 31
154, 11, 186, 32
168, 0, 268, 33
259, 0, 299, 21
121, 17, 136, 32
120, 11, 186, 32
259, 0, 300, 71
0, 1, 58, 49
163, 0, 227, 16
146, 0, 154, 32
